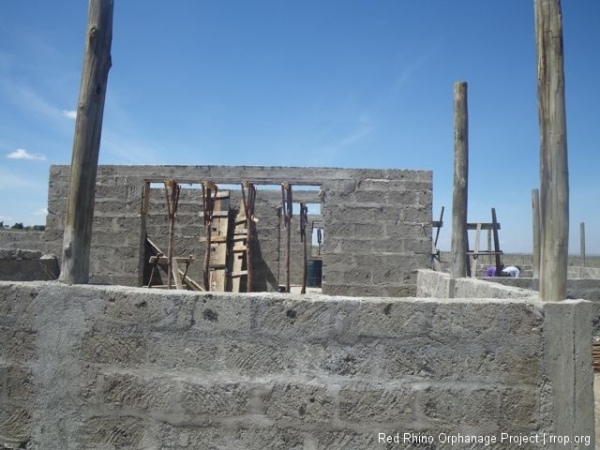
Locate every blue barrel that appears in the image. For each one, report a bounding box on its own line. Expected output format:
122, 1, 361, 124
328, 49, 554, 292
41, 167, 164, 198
307, 260, 322, 287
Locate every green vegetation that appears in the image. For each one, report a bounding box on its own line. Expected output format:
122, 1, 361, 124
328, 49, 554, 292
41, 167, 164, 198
0, 221, 45, 231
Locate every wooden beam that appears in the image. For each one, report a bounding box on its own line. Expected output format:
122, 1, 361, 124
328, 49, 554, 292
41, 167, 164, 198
450, 81, 469, 279
581, 222, 586, 268
59, 0, 113, 284
532, 188, 541, 278
535, 0, 569, 301
491, 208, 502, 271
465, 223, 501, 231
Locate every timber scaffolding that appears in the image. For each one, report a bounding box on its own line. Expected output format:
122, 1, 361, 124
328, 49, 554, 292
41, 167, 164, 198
142, 178, 322, 293
432, 206, 504, 277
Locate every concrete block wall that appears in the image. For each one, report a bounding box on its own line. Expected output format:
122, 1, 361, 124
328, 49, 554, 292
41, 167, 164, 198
322, 170, 432, 297
0, 250, 59, 282
417, 269, 538, 300
46, 165, 432, 296
0, 281, 594, 449
0, 231, 45, 253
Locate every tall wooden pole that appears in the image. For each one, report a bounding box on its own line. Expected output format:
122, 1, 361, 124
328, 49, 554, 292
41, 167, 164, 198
450, 81, 469, 279
580, 222, 586, 267
59, 0, 113, 284
535, 0, 569, 301
532, 188, 541, 278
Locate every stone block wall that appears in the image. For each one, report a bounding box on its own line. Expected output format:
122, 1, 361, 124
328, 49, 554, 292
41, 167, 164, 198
0, 250, 59, 281
46, 165, 432, 296
322, 171, 432, 296
0, 231, 45, 253
0, 281, 593, 449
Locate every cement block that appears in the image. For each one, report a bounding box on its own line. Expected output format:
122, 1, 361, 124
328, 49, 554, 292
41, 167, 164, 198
0, 363, 34, 402
253, 296, 334, 340
220, 339, 292, 376
80, 331, 148, 365
102, 289, 194, 329
147, 334, 219, 369
160, 425, 305, 450
418, 386, 501, 428
181, 380, 251, 417
355, 300, 435, 339
101, 371, 178, 413
82, 415, 146, 449
191, 293, 252, 333
0, 328, 36, 361
0, 404, 31, 448
264, 383, 334, 423
339, 384, 416, 423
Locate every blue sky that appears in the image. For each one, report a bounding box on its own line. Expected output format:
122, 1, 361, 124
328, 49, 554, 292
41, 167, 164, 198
1, 1, 599, 254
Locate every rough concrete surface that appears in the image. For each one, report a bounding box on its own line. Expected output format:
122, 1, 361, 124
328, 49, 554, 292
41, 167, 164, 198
0, 250, 59, 282
0, 281, 594, 449
0, 232, 45, 253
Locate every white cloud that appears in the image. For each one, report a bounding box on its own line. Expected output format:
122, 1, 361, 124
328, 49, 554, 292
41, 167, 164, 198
6, 148, 46, 161
62, 109, 77, 119
34, 208, 48, 216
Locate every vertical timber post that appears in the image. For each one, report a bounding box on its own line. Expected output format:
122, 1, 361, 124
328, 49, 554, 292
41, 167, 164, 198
535, 0, 569, 301
580, 222, 586, 267
532, 188, 541, 278
450, 81, 469, 279
60, 0, 113, 284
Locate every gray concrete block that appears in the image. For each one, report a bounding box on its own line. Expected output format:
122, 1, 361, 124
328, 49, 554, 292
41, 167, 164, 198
338, 384, 416, 423
264, 383, 334, 423
0, 328, 37, 361
355, 299, 435, 339
0, 404, 31, 448
253, 296, 333, 340
101, 371, 178, 413
181, 380, 251, 417
81, 415, 146, 449
191, 293, 252, 333
80, 331, 148, 365
418, 386, 503, 429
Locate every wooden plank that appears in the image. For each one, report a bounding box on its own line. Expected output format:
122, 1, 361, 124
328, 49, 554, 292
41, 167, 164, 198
149, 256, 195, 264
172, 258, 183, 290
466, 223, 501, 230
59, 0, 114, 284
471, 223, 482, 277
491, 208, 502, 272
230, 270, 248, 278
450, 81, 469, 279
209, 244, 227, 267
210, 269, 226, 291
581, 222, 586, 268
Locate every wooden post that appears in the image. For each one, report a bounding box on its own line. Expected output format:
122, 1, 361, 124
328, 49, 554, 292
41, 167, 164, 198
580, 222, 586, 267
164, 180, 180, 289
532, 189, 541, 278
281, 183, 293, 293
59, 0, 113, 284
491, 208, 502, 271
450, 81, 469, 279
300, 203, 308, 294
535, 0, 569, 301
241, 181, 257, 292
202, 181, 218, 291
